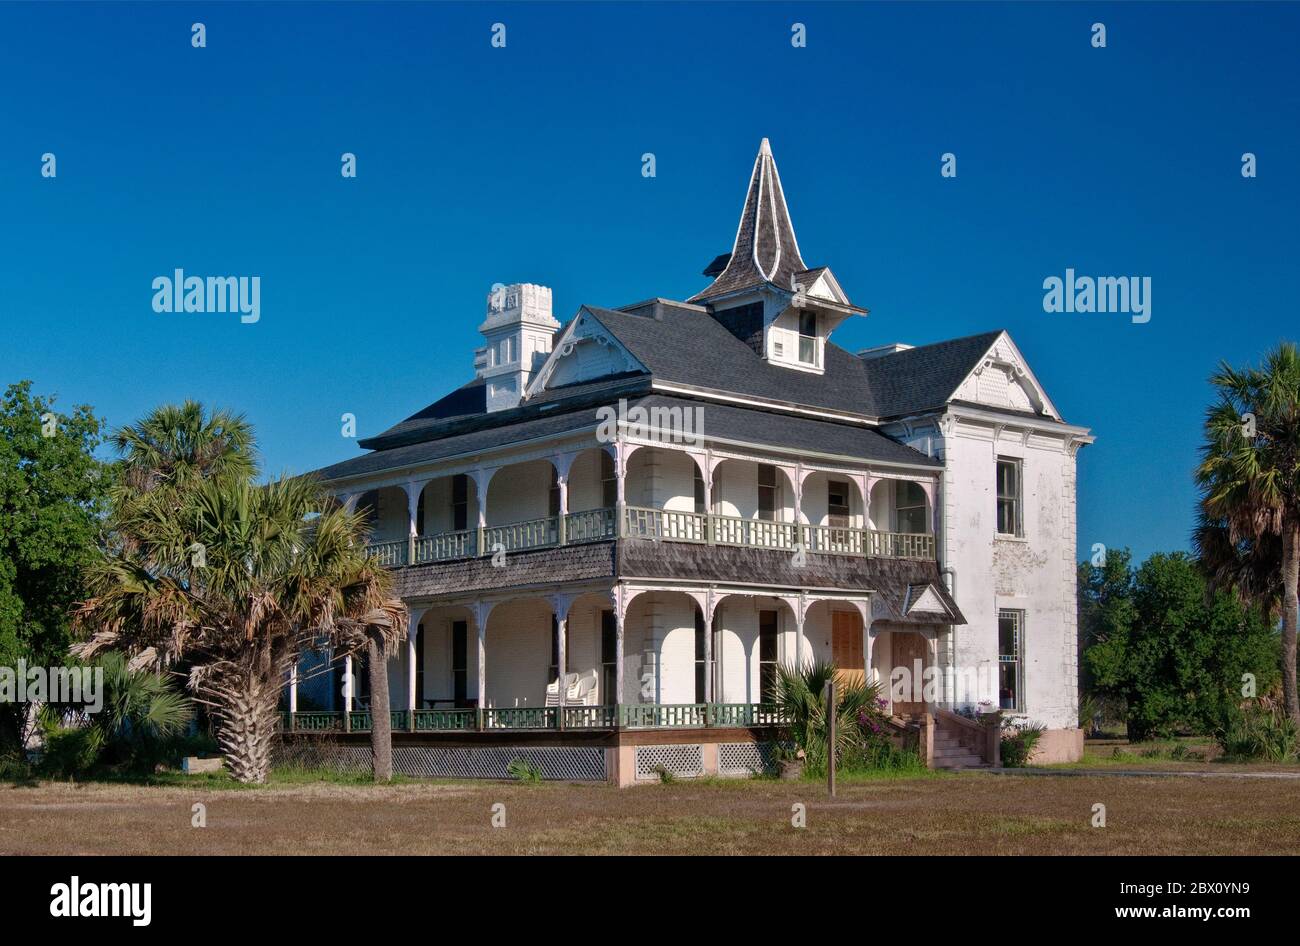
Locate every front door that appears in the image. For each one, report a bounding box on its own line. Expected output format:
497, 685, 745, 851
831, 611, 864, 688
891, 632, 929, 717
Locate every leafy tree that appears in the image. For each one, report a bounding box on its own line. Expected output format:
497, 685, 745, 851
1196, 342, 1300, 728
1082, 552, 1279, 740
0, 381, 109, 750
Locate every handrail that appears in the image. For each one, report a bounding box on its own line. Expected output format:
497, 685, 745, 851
368, 506, 935, 565
281, 703, 790, 734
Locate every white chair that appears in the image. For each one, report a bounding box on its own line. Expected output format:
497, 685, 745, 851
548, 672, 579, 706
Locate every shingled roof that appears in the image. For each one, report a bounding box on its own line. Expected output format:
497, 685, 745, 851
689, 138, 808, 302
317, 392, 938, 484
860, 330, 1006, 420
312, 142, 1069, 482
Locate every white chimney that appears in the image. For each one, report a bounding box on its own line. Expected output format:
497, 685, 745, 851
475, 283, 559, 411
858, 342, 914, 360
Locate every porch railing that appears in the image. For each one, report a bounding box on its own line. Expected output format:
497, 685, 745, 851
366, 505, 935, 565
279, 703, 788, 734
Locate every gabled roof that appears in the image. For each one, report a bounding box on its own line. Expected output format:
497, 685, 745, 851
859, 330, 1006, 421
690, 139, 808, 302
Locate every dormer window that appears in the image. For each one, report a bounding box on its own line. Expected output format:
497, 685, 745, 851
797, 311, 818, 365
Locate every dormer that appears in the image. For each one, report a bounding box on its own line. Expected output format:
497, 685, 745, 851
691, 139, 866, 375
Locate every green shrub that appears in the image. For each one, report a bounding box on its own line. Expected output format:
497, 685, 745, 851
506, 758, 542, 783
1000, 721, 1046, 767
40, 726, 105, 780
1216, 698, 1297, 762
36, 652, 194, 778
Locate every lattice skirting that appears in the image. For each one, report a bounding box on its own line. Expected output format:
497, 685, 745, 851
634, 744, 705, 780
718, 741, 778, 776
274, 741, 607, 781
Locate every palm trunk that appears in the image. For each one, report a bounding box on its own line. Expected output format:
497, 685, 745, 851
210, 669, 278, 784
367, 635, 393, 782
1282, 520, 1300, 730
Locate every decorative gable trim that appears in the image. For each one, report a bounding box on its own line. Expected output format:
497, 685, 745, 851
524, 307, 648, 400
951, 331, 1061, 420
903, 583, 957, 619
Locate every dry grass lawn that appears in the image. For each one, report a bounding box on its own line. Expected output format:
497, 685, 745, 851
3, 769, 1300, 855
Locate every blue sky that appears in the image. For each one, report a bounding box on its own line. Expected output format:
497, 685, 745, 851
2, 1, 1297, 563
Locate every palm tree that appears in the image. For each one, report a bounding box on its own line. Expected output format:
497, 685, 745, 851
40, 651, 194, 776
75, 404, 406, 783
112, 400, 257, 496
771, 660, 878, 775
1196, 342, 1300, 728
1193, 510, 1284, 618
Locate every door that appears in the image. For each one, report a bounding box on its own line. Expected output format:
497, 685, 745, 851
831, 611, 864, 688
891, 632, 929, 717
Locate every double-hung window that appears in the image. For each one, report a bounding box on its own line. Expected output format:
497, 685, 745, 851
998, 609, 1024, 711
797, 311, 818, 365
996, 457, 1022, 536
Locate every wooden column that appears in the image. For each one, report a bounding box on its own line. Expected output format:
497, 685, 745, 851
405, 481, 420, 565
288, 662, 298, 732
557, 473, 569, 545
343, 654, 353, 732
702, 591, 715, 704
475, 602, 488, 725
614, 595, 626, 706
407, 622, 418, 729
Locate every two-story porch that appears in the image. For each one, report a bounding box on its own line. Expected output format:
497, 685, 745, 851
289, 395, 964, 781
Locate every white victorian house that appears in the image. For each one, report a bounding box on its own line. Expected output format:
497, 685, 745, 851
286, 139, 1093, 783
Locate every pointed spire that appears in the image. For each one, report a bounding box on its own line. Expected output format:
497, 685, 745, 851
691, 138, 807, 302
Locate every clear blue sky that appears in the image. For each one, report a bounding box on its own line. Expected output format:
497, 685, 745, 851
2, 2, 1297, 564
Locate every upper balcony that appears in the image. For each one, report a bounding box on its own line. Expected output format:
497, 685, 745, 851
346, 442, 938, 569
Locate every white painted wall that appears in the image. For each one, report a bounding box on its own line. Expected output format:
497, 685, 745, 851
924, 421, 1080, 730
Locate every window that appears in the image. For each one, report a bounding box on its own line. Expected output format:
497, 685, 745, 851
998, 610, 1024, 711
451, 620, 468, 706
797, 310, 817, 365
601, 610, 618, 703
600, 451, 617, 508
757, 464, 778, 522
415, 623, 426, 706
693, 466, 707, 514
694, 609, 707, 703
416, 491, 425, 535
548, 467, 561, 517
827, 480, 850, 528
895, 481, 928, 534
451, 474, 469, 532
997, 457, 1022, 536
759, 610, 779, 703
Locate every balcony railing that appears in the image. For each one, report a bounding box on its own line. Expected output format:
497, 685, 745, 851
279, 703, 787, 734
365, 504, 935, 566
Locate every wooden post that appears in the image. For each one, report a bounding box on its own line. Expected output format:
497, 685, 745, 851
476, 616, 487, 731
288, 662, 298, 733
826, 679, 837, 797
343, 654, 353, 733
407, 625, 418, 732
